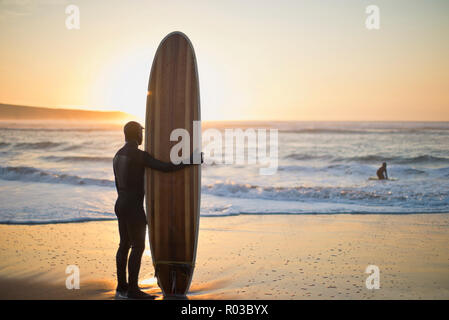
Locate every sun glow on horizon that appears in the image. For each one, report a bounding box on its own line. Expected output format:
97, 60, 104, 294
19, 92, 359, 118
1, 1, 448, 121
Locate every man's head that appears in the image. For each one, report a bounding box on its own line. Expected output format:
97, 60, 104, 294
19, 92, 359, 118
124, 121, 144, 145
382, 162, 387, 168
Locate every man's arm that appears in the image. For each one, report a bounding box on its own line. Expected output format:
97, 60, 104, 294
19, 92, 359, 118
141, 151, 190, 172
385, 169, 388, 180
112, 156, 119, 190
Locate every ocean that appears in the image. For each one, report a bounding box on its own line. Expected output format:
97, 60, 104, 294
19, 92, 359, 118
0, 121, 448, 224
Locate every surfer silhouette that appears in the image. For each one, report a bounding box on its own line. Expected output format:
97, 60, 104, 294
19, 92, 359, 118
376, 162, 388, 180
113, 121, 201, 299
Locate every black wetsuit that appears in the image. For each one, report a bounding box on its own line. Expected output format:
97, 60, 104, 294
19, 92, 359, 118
376, 167, 388, 180
113, 140, 187, 291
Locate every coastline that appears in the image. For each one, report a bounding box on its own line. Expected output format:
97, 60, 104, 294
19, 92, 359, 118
0, 213, 448, 299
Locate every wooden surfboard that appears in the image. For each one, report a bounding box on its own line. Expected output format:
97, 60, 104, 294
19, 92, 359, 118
145, 31, 201, 297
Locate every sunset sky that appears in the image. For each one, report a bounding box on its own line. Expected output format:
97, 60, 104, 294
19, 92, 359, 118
0, 0, 448, 121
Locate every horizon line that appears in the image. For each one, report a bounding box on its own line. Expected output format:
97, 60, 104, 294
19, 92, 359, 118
1, 102, 448, 123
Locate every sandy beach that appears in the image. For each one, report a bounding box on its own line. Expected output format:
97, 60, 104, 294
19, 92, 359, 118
0, 213, 448, 300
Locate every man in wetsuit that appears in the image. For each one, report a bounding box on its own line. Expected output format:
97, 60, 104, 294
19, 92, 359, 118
376, 162, 388, 180
113, 121, 200, 299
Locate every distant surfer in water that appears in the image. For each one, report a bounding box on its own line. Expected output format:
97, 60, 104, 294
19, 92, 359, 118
113, 121, 202, 299
376, 162, 388, 180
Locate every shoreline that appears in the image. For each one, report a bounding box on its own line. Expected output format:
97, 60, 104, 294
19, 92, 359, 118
1, 211, 449, 226
0, 214, 448, 299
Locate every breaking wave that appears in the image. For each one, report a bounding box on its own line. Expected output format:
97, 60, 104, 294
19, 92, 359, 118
0, 165, 114, 187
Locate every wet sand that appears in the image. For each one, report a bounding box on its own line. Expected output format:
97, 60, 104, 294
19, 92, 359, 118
0, 214, 448, 299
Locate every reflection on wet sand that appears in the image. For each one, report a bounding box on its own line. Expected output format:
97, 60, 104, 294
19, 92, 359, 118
133, 277, 233, 300
0, 275, 113, 300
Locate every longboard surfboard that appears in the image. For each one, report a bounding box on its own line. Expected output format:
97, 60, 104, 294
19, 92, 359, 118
145, 31, 201, 297
368, 177, 398, 181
